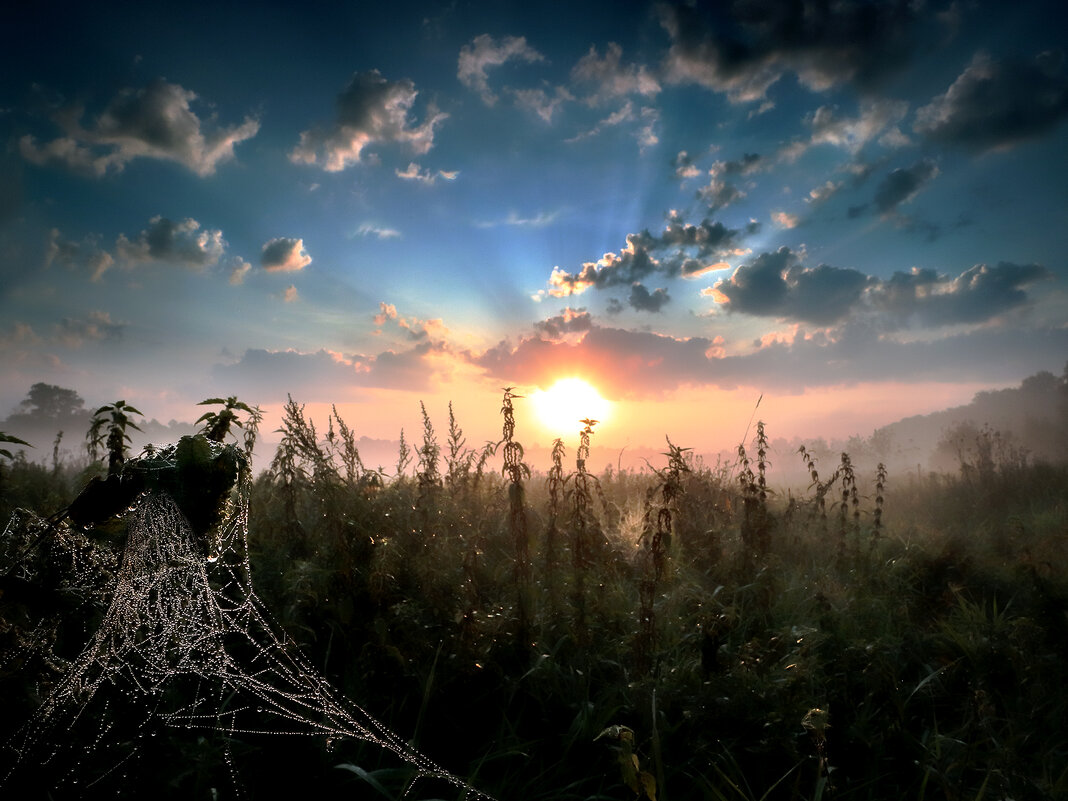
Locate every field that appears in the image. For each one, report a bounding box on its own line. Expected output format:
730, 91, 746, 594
1, 398, 1067, 800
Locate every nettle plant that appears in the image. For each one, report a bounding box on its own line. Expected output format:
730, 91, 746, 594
86, 400, 144, 477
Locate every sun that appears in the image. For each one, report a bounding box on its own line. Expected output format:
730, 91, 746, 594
531, 378, 611, 438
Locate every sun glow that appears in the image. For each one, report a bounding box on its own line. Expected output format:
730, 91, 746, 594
531, 378, 611, 437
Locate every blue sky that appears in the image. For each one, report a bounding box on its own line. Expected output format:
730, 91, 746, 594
2, 0, 1066, 453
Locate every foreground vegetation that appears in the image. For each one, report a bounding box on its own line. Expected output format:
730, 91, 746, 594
1, 395, 1067, 800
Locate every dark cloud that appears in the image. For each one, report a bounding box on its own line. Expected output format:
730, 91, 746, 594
711, 252, 1051, 328
870, 262, 1053, 326
260, 237, 311, 272
215, 342, 443, 400
914, 51, 1068, 151
711, 247, 871, 325
697, 153, 762, 211
548, 215, 746, 296
290, 71, 446, 171
116, 216, 226, 269
658, 0, 920, 102
19, 79, 259, 177
56, 311, 124, 347
533, 307, 593, 339
873, 159, 939, 214
629, 283, 671, 312
472, 319, 1068, 398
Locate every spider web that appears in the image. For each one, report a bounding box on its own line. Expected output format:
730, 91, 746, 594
2, 475, 484, 798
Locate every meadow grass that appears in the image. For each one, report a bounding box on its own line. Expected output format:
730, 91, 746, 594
1, 399, 1066, 800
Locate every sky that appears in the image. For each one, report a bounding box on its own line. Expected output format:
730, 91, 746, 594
1, 0, 1066, 458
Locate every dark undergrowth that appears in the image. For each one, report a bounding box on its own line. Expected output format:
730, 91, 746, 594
1, 398, 1067, 801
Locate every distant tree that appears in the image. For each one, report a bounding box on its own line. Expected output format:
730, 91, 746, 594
13, 383, 85, 420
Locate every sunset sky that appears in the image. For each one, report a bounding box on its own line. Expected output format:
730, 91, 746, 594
2, 0, 1066, 457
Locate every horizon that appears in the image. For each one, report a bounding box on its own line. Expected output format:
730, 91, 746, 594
2, 1, 1066, 460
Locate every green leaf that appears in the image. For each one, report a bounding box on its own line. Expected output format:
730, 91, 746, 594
333, 764, 394, 798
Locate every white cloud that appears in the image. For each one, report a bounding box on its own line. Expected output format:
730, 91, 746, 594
512, 86, 572, 123
228, 258, 252, 285
356, 223, 402, 239
394, 161, 458, 184
772, 211, 800, 228
457, 34, 544, 105
571, 43, 660, 101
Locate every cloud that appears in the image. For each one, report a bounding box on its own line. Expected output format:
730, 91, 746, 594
914, 51, 1068, 151
637, 106, 660, 149
533, 307, 593, 340
394, 161, 460, 184
283, 285, 299, 303
711, 247, 872, 325
477, 209, 560, 229
19, 79, 258, 177
512, 86, 573, 123
658, 0, 919, 103
869, 262, 1053, 327
566, 99, 635, 141
709, 249, 1052, 330
47, 217, 227, 281
548, 214, 749, 296
629, 283, 671, 312
371, 302, 449, 343
356, 223, 401, 240
458, 34, 545, 105
806, 180, 844, 204
673, 150, 700, 180
873, 159, 939, 214
216, 341, 446, 398
698, 153, 762, 211
772, 211, 799, 228
290, 71, 446, 171
116, 216, 226, 269
804, 99, 909, 154
261, 237, 311, 272
55, 310, 125, 347
228, 258, 252, 285
571, 43, 660, 101
45, 228, 114, 281
472, 317, 1068, 398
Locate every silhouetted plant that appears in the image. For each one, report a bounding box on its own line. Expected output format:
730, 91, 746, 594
738, 422, 771, 561
395, 428, 412, 477
567, 416, 602, 644
445, 401, 474, 491
871, 462, 887, 550
499, 387, 532, 643
416, 401, 442, 501
195, 396, 255, 443
327, 405, 365, 487
636, 437, 690, 674
86, 400, 143, 476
